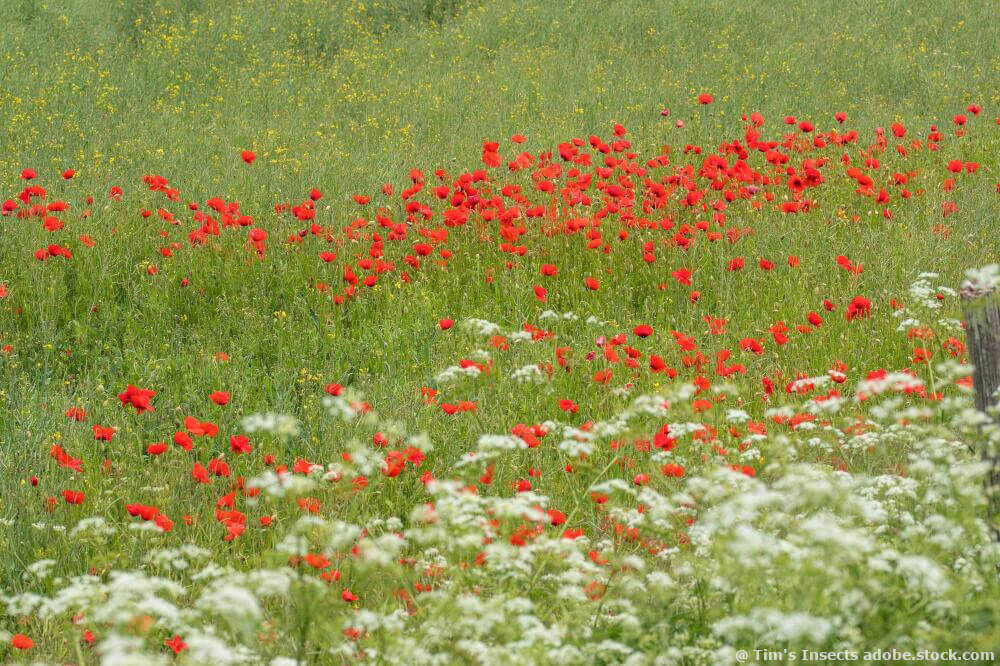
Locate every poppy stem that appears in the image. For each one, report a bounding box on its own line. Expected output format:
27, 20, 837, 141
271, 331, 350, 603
525, 453, 620, 593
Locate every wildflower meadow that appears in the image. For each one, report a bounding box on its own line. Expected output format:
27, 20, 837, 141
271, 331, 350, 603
1, 1, 999, 664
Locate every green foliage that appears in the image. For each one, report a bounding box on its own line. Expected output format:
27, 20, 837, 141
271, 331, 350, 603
0, 0, 998, 662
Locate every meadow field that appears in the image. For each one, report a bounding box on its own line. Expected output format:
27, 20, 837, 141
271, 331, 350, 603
1, 0, 999, 663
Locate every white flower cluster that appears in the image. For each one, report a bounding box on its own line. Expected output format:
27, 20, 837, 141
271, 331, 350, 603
963, 263, 1000, 292
435, 364, 481, 383
510, 363, 547, 383
240, 412, 300, 438
461, 318, 502, 335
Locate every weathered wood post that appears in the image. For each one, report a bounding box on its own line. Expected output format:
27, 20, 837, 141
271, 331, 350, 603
960, 266, 1000, 540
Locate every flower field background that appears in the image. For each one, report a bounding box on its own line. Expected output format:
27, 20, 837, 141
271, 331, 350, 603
1, 0, 999, 663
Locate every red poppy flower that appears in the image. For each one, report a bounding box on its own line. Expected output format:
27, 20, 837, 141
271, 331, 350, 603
174, 431, 194, 451
65, 407, 87, 421
633, 324, 653, 338
558, 399, 578, 414
62, 490, 85, 505
661, 463, 684, 477
164, 635, 186, 654
192, 463, 210, 484
11, 634, 33, 650
185, 417, 219, 437
118, 385, 156, 413
845, 296, 871, 321
230, 435, 252, 454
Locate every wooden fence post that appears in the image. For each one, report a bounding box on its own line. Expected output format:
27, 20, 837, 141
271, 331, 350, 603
961, 274, 1000, 540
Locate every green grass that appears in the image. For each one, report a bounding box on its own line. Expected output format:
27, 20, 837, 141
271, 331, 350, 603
0, 0, 998, 663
